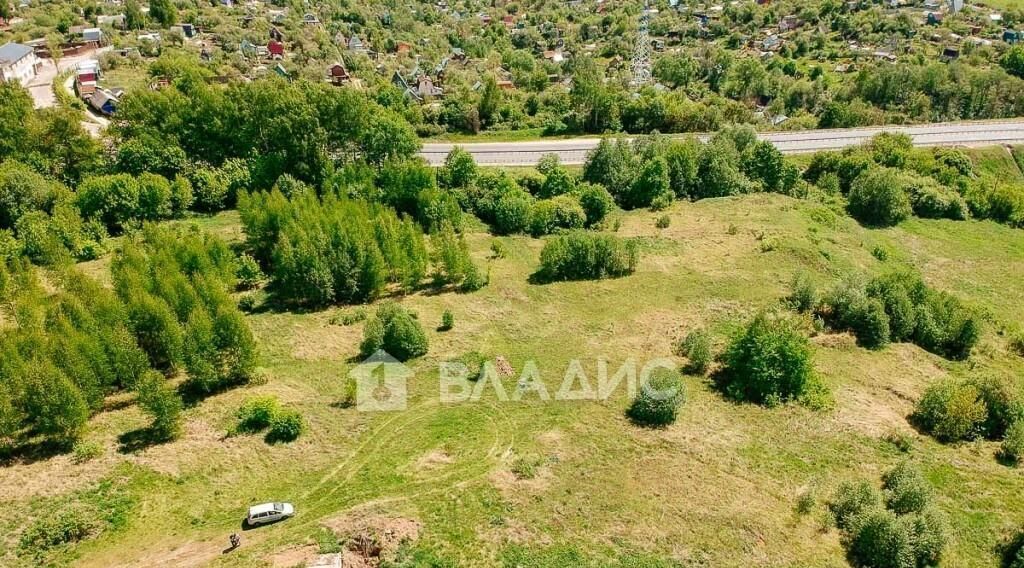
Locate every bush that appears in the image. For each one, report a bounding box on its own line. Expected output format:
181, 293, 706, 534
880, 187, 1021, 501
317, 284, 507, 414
679, 329, 712, 375
236, 396, 281, 433
852, 297, 892, 350
788, 272, 817, 313
831, 464, 946, 568
529, 195, 586, 237
913, 379, 987, 442
492, 189, 534, 235
19, 506, 98, 553
75, 174, 142, 232
439, 309, 454, 331
830, 480, 882, 530
882, 461, 930, 515
536, 231, 639, 281
135, 371, 183, 442
655, 215, 671, 229
721, 312, 816, 405
626, 368, 685, 427
439, 147, 477, 189
72, 440, 103, 464
576, 182, 615, 227
137, 173, 175, 221
971, 375, 1024, 438
1002, 529, 1024, 568
869, 132, 913, 168
189, 165, 231, 212
912, 291, 979, 361
907, 507, 947, 568
360, 302, 429, 361
825, 278, 883, 347
845, 508, 916, 568
907, 177, 969, 220
236, 253, 263, 290
238, 295, 257, 312
847, 167, 913, 227
266, 408, 304, 444
1000, 421, 1024, 465
866, 274, 919, 342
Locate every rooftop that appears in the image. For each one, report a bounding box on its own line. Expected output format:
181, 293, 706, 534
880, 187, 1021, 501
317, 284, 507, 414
0, 42, 33, 64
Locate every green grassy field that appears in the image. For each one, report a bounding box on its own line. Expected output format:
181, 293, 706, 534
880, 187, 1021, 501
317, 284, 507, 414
2, 151, 1024, 568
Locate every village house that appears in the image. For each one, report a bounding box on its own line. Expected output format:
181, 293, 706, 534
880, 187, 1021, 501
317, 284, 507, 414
348, 34, 367, 53
169, 23, 197, 38
97, 14, 126, 28
326, 62, 349, 85
74, 58, 100, 97
779, 15, 801, 32
761, 34, 783, 51
0, 42, 40, 85
268, 40, 284, 59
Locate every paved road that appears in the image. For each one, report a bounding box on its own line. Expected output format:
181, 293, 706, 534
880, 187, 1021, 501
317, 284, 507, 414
420, 120, 1024, 166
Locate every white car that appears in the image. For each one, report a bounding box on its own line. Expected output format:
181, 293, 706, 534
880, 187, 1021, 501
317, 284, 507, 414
246, 502, 294, 526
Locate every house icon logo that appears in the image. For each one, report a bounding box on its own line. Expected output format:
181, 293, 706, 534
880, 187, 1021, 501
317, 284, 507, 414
349, 350, 412, 412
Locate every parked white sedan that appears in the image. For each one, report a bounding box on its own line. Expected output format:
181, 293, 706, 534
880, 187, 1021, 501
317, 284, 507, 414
246, 502, 294, 526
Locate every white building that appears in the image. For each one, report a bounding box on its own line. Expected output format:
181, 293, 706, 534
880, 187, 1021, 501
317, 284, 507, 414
0, 42, 40, 86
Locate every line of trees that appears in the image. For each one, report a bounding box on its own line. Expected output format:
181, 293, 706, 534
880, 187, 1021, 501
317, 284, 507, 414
582, 127, 803, 210
238, 189, 484, 307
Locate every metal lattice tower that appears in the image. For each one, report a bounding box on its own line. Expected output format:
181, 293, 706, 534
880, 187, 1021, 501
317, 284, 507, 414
631, 9, 653, 87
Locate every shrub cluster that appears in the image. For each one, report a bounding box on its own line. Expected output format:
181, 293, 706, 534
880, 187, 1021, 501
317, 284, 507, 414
829, 462, 946, 568
914, 375, 1024, 445
720, 312, 816, 406
536, 231, 639, 281
360, 302, 429, 361
806, 136, 1020, 229
449, 155, 614, 237
76, 172, 191, 232
819, 271, 979, 360
677, 329, 713, 375
626, 368, 686, 427
234, 395, 304, 444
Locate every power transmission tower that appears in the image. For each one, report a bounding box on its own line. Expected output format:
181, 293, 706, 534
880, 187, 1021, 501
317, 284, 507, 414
631, 7, 654, 87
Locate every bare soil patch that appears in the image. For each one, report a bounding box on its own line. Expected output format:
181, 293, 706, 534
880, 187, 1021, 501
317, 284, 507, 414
321, 510, 422, 567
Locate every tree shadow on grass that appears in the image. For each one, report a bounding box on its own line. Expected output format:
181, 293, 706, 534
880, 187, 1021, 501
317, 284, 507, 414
0, 438, 71, 467
117, 426, 172, 454
177, 376, 251, 408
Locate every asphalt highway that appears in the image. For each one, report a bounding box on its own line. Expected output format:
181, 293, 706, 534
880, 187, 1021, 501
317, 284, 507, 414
420, 119, 1024, 165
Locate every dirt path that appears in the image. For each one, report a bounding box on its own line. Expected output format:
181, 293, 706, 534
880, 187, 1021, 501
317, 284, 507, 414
25, 48, 112, 136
